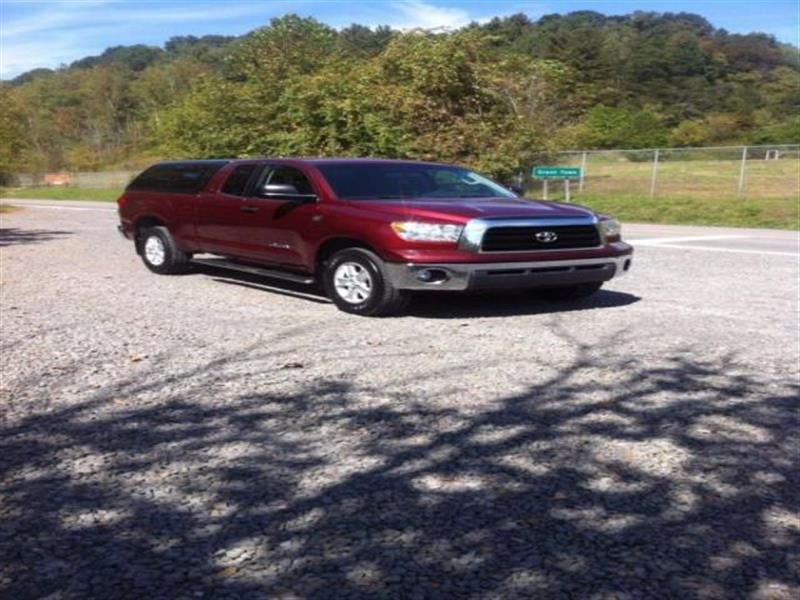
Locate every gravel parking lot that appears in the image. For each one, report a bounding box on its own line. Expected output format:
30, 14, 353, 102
1, 201, 798, 599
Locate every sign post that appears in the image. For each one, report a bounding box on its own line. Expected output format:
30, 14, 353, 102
532, 167, 582, 202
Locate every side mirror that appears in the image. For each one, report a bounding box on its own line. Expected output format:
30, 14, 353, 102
507, 183, 525, 196
259, 183, 317, 202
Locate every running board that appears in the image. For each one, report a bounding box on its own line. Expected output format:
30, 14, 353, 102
192, 257, 315, 285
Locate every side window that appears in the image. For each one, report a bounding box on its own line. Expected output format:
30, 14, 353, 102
266, 166, 313, 195
221, 164, 258, 196
127, 162, 227, 194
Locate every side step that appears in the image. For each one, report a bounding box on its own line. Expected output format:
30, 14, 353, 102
192, 257, 315, 285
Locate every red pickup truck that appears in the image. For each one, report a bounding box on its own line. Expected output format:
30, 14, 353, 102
117, 158, 632, 316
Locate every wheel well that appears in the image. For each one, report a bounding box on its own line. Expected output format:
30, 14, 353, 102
315, 238, 376, 272
134, 216, 166, 252
135, 216, 165, 234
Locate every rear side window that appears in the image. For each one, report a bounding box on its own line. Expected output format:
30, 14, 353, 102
127, 161, 228, 194
221, 164, 258, 196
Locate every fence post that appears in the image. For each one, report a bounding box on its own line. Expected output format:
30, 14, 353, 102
738, 146, 748, 198
579, 151, 587, 192
650, 149, 659, 199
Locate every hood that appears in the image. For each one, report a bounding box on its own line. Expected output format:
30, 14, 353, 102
350, 196, 596, 223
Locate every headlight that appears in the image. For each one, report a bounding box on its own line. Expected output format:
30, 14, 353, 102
391, 222, 464, 242
599, 218, 621, 241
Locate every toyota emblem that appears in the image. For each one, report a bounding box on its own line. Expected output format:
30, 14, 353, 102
535, 231, 558, 243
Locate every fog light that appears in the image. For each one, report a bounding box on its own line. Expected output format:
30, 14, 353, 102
416, 269, 448, 284
624, 259, 631, 271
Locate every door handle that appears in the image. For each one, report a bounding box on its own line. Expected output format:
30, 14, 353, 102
240, 206, 259, 213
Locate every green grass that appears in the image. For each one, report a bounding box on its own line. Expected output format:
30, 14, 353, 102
0, 187, 121, 201
544, 156, 800, 229
572, 193, 799, 230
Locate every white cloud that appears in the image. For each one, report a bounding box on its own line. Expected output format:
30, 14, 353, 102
0, 0, 297, 78
0, 1, 551, 78
390, 0, 472, 30
333, 1, 548, 32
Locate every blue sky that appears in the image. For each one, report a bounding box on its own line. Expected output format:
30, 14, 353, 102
1, 0, 798, 78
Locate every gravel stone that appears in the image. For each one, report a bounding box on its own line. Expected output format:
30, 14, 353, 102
0, 204, 798, 599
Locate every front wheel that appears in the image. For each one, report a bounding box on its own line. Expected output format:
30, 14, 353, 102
323, 248, 409, 316
540, 281, 603, 302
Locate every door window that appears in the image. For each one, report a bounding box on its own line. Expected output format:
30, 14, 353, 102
221, 164, 258, 196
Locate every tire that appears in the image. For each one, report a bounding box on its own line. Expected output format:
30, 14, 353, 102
138, 226, 190, 274
323, 248, 409, 316
540, 281, 603, 302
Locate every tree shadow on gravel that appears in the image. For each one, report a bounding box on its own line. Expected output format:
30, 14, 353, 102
1, 332, 797, 599
0, 227, 73, 247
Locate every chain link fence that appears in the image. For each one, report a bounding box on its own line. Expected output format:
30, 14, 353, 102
529, 144, 800, 202
6, 170, 140, 189
2, 145, 799, 203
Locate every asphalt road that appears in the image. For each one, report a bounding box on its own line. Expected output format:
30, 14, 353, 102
1, 199, 799, 599
5, 197, 798, 254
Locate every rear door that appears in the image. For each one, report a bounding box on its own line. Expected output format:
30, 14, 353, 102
194, 162, 260, 255
238, 164, 321, 268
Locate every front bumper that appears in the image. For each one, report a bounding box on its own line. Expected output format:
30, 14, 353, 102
117, 224, 133, 240
385, 254, 632, 291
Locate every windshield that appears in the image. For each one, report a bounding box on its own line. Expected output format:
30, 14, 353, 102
316, 163, 517, 200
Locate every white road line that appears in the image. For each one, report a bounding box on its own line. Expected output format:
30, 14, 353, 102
640, 243, 798, 257
631, 235, 751, 244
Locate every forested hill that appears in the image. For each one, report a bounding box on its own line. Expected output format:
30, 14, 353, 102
1, 11, 798, 179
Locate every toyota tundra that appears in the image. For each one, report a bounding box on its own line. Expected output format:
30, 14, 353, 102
117, 158, 633, 316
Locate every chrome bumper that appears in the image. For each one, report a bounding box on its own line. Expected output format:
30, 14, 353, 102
385, 254, 632, 291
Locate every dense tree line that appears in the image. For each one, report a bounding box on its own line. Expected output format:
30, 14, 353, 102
1, 11, 798, 181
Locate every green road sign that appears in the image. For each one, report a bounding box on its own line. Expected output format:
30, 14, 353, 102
532, 166, 582, 179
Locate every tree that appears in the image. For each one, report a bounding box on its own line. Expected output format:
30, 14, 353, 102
0, 88, 32, 182
575, 106, 669, 148
339, 25, 395, 57
670, 119, 711, 146
3, 10, 798, 176
70, 45, 164, 72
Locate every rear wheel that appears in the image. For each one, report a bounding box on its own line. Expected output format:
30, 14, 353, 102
540, 282, 603, 301
138, 226, 190, 274
323, 248, 409, 316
